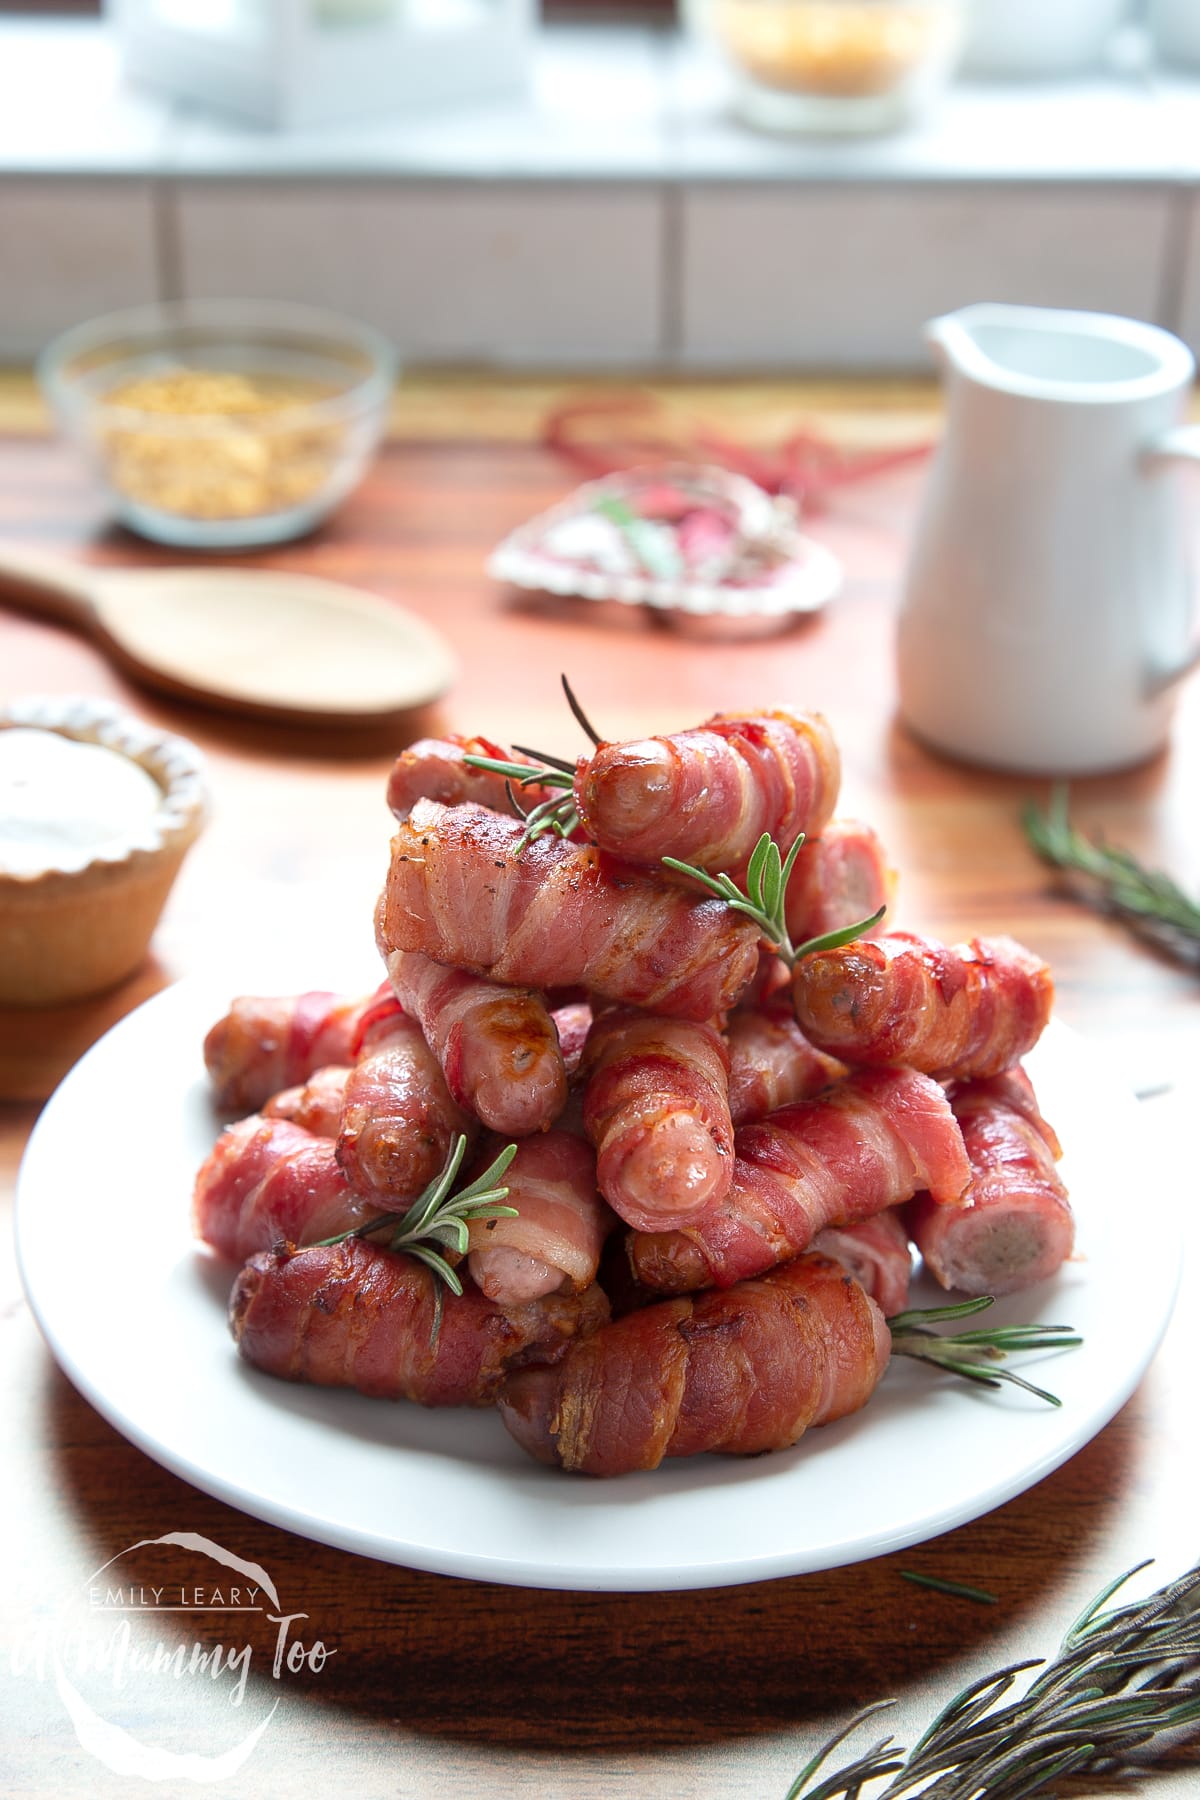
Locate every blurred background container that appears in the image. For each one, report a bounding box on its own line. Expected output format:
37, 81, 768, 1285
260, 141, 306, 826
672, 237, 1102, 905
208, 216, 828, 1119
707, 0, 967, 134
1148, 0, 1200, 71
107, 0, 536, 128
38, 299, 395, 547
959, 0, 1131, 78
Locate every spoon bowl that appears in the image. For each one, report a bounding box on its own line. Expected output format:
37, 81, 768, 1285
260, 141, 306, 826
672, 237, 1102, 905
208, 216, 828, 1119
0, 548, 458, 728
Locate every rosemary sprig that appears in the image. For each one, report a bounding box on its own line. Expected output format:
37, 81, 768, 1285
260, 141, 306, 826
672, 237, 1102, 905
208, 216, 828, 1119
461, 754, 579, 849
664, 830, 887, 966
886, 1296, 1081, 1407
1024, 785, 1200, 965
317, 1136, 518, 1335
462, 677, 602, 850
786, 1558, 1200, 1800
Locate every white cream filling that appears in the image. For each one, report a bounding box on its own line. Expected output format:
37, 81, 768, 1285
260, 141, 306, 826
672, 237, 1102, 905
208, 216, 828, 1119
0, 727, 164, 876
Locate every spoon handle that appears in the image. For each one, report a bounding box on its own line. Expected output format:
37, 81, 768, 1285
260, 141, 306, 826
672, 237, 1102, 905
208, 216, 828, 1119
0, 546, 100, 634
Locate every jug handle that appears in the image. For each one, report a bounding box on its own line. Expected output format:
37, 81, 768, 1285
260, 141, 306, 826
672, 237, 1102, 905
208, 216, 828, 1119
1139, 426, 1200, 693
1142, 424, 1200, 465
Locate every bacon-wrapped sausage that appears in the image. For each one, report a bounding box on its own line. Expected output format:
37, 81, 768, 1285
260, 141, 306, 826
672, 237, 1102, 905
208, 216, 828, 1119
784, 819, 894, 946
336, 1002, 474, 1200
466, 1131, 616, 1304
967, 1063, 1062, 1158
263, 1065, 351, 1137
725, 1001, 844, 1126
579, 1009, 735, 1233
574, 707, 840, 877
376, 800, 760, 1024
906, 1073, 1073, 1298
230, 1238, 610, 1408
383, 948, 567, 1137
498, 1252, 889, 1475
790, 932, 1053, 1081
203, 988, 379, 1115
811, 1208, 912, 1317
386, 733, 558, 822
627, 1067, 969, 1294
193, 1115, 381, 1263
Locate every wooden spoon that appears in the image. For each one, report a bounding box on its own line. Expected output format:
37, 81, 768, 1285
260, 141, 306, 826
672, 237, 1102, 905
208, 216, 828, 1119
0, 546, 458, 727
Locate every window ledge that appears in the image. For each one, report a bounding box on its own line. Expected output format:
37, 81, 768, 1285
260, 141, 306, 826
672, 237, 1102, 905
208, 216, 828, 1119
2, 17, 1199, 185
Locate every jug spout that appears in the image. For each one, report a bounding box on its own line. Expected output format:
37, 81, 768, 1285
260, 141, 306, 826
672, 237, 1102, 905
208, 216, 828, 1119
923, 303, 1194, 400
923, 310, 978, 374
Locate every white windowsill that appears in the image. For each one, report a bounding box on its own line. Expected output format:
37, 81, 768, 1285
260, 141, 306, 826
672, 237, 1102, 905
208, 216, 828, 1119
4, 19, 1200, 369
1, 17, 1198, 186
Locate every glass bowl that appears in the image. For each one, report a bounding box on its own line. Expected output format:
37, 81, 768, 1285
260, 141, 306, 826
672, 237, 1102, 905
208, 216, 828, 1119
709, 0, 967, 134
38, 299, 396, 549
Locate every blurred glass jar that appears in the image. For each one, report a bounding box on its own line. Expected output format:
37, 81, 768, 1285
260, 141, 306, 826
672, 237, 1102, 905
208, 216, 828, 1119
1148, 0, 1200, 70
707, 0, 967, 133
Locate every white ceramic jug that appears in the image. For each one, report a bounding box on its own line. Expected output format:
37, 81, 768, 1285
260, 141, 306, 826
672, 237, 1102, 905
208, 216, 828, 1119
898, 303, 1200, 773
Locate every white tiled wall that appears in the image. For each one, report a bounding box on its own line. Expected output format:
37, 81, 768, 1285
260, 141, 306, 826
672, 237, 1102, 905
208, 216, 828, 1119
678, 186, 1176, 368
172, 183, 662, 365
0, 180, 160, 359
5, 19, 1200, 370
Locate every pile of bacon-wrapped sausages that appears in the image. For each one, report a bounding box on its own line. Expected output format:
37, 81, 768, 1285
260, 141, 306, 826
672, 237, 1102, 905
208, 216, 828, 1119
195, 706, 1072, 1478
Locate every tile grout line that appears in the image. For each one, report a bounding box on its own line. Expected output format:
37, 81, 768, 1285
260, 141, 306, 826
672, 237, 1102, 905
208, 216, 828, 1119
656, 23, 683, 367
149, 98, 184, 305
151, 176, 183, 305
1157, 186, 1193, 335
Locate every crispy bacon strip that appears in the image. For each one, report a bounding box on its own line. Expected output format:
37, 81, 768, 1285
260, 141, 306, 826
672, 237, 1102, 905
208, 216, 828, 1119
203, 988, 379, 1115
336, 1005, 474, 1199
193, 1115, 381, 1263
627, 1067, 969, 1294
498, 1252, 889, 1475
784, 819, 895, 946
384, 947, 567, 1137
790, 931, 1054, 1080
580, 1009, 735, 1232
811, 1208, 912, 1317
963, 1063, 1062, 1158
377, 800, 760, 1023
466, 1132, 616, 1304
574, 707, 840, 875
230, 1238, 610, 1408
725, 1001, 844, 1125
263, 1065, 351, 1137
551, 1000, 593, 1080
907, 1074, 1073, 1297
386, 733, 557, 821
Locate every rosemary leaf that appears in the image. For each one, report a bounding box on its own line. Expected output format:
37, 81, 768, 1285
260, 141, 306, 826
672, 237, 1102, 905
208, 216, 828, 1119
900, 1573, 998, 1606
560, 674, 605, 747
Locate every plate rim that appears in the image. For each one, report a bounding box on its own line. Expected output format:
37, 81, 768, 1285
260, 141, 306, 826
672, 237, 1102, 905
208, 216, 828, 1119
15, 976, 1182, 1593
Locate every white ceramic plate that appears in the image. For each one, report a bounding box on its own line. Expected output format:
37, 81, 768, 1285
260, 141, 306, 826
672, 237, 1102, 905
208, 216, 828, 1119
15, 974, 1179, 1593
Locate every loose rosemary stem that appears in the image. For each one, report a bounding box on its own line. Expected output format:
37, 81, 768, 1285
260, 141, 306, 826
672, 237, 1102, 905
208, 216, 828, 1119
886, 1297, 1081, 1408
1024, 786, 1200, 964
787, 1559, 1200, 1800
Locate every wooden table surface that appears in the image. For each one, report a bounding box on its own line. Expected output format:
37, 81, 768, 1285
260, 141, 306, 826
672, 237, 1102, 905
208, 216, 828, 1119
1, 374, 1197, 1799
